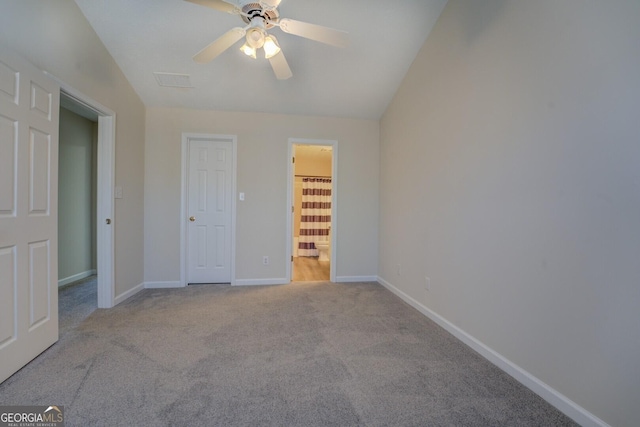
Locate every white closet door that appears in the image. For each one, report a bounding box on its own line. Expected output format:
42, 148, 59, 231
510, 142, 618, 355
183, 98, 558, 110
0, 45, 60, 383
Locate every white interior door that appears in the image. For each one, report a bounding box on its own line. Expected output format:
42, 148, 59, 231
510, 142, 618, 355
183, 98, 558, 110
187, 138, 233, 284
0, 46, 60, 383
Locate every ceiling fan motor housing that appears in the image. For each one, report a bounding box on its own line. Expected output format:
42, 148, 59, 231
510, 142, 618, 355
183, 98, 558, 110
241, 2, 279, 28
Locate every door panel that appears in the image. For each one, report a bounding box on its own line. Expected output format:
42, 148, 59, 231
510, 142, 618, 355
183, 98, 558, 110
214, 225, 225, 268
0, 115, 17, 215
197, 170, 207, 210
30, 82, 53, 120
187, 138, 232, 284
216, 170, 225, 211
28, 240, 50, 328
0, 246, 16, 348
0, 46, 59, 383
197, 225, 207, 268
0, 60, 18, 103
29, 128, 51, 214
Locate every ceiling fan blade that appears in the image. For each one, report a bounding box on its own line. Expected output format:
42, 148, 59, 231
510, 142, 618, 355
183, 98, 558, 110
184, 0, 239, 14
193, 27, 246, 63
278, 18, 348, 48
268, 50, 293, 80
259, 0, 281, 10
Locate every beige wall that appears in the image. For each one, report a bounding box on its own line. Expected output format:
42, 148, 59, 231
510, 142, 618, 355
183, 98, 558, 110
58, 108, 96, 283
0, 0, 146, 298
145, 108, 378, 282
379, 1, 640, 425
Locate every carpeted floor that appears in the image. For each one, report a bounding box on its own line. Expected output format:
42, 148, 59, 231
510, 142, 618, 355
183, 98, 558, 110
0, 281, 577, 426
58, 275, 98, 337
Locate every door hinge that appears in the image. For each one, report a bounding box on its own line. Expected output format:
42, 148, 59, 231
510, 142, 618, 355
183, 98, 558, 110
291, 255, 294, 262
291, 206, 294, 213
292, 156, 295, 163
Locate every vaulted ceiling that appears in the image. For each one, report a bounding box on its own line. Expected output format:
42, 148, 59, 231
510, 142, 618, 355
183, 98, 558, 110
74, 0, 447, 120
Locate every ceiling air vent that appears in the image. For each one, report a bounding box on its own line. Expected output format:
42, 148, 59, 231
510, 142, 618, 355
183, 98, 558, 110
153, 72, 193, 88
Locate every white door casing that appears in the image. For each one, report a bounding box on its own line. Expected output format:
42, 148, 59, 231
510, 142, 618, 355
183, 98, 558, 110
286, 138, 338, 283
0, 46, 60, 383
53, 80, 116, 309
184, 135, 235, 284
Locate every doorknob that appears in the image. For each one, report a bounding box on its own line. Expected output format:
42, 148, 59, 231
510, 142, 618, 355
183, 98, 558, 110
189, 216, 196, 222
106, 218, 111, 225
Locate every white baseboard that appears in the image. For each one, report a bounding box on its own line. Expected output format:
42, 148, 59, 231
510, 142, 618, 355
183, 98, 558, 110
234, 278, 288, 286
336, 275, 378, 283
144, 281, 184, 289
58, 269, 96, 287
114, 282, 144, 306
376, 276, 610, 427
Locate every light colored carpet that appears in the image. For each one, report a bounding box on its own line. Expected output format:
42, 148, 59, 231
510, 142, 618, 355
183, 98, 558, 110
0, 281, 577, 426
58, 275, 98, 337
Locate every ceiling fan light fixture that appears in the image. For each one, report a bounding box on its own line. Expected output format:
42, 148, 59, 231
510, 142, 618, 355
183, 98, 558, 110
263, 35, 281, 59
240, 42, 257, 58
246, 27, 265, 49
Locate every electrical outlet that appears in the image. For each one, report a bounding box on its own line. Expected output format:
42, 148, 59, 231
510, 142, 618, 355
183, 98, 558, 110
425, 276, 431, 291
263, 256, 269, 265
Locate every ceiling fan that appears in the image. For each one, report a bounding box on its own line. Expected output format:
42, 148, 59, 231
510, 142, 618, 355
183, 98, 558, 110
185, 0, 349, 80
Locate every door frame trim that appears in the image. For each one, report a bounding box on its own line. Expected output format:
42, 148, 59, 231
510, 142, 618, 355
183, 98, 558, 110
48, 73, 116, 309
287, 138, 338, 283
180, 133, 237, 286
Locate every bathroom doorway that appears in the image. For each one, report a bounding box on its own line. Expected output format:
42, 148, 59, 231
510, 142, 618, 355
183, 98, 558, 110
287, 139, 337, 282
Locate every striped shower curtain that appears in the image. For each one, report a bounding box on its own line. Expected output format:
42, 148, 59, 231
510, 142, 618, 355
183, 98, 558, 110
298, 177, 332, 257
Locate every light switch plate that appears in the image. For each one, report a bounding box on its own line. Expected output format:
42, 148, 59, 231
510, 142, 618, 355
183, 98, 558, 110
115, 186, 123, 199
239, 192, 245, 201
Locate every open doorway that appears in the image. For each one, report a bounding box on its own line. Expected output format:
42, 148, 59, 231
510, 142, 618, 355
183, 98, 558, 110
287, 139, 338, 282
52, 78, 116, 310
58, 99, 98, 333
